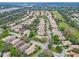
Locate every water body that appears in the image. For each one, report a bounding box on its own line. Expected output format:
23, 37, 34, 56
0, 2, 79, 13
0, 2, 79, 7
0, 7, 20, 13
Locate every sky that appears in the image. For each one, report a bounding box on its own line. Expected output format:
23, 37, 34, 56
0, 0, 79, 2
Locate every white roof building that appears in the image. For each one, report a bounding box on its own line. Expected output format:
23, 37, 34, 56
10, 38, 20, 45
19, 43, 31, 52
25, 44, 36, 55
14, 40, 25, 47
37, 18, 45, 36
22, 30, 30, 36
11, 24, 23, 32
47, 11, 67, 41
62, 40, 72, 46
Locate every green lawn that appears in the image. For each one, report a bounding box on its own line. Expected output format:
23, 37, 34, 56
51, 11, 65, 22
8, 45, 21, 57
0, 38, 22, 56
58, 22, 79, 40
58, 22, 69, 31
0, 40, 5, 52
0, 29, 9, 39
0, 29, 10, 52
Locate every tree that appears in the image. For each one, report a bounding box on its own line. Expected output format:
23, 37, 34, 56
56, 46, 62, 53
1, 25, 7, 30
51, 34, 61, 44
8, 45, 21, 57
48, 41, 52, 49
0, 29, 9, 38
48, 43, 52, 49
29, 30, 36, 38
